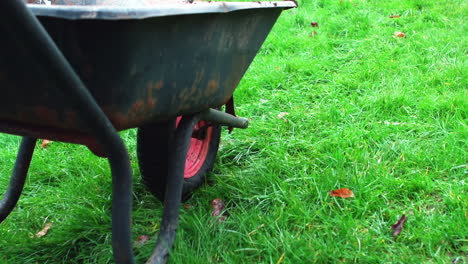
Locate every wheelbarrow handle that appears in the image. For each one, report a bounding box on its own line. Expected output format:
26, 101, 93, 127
0, 1, 135, 263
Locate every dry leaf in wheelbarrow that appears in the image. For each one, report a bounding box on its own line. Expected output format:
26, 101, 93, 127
330, 188, 354, 198
35, 222, 53, 238
211, 198, 227, 223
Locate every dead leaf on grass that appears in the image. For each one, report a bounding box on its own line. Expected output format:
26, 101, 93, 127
277, 112, 290, 122
391, 215, 408, 237
394, 31, 406, 38
35, 222, 53, 238
211, 198, 227, 223
133, 235, 150, 247
389, 15, 401, 18
277, 112, 289, 119
330, 188, 354, 198
310, 22, 319, 27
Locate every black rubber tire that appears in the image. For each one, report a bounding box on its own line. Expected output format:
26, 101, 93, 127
137, 118, 221, 202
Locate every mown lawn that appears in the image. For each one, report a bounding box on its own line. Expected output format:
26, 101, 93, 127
0, 0, 466, 263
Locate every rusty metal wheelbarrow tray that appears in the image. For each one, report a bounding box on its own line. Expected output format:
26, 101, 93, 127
0, 1, 295, 135
0, 1, 296, 263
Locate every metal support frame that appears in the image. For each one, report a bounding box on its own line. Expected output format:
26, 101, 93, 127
200, 108, 249, 130
147, 112, 247, 263
0, 1, 251, 264
0, 137, 37, 223
147, 115, 198, 264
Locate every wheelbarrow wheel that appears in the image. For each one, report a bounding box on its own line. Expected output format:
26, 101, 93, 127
137, 117, 221, 202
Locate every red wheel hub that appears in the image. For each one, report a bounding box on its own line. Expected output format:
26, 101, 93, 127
176, 117, 213, 179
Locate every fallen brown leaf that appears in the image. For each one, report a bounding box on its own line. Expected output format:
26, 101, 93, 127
394, 31, 406, 38
35, 222, 53, 238
277, 112, 289, 119
278, 112, 290, 122
184, 204, 191, 210
391, 215, 408, 237
133, 235, 150, 247
211, 198, 224, 217
40, 139, 52, 148
211, 198, 226, 223
330, 188, 354, 198
310, 22, 319, 27
389, 15, 401, 18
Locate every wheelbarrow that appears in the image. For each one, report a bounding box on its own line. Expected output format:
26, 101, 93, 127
0, 0, 296, 263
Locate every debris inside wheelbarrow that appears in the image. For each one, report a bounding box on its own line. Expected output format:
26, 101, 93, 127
0, 1, 297, 263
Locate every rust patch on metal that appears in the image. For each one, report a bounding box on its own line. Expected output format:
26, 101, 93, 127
0, 119, 106, 157
147, 80, 164, 91
132, 100, 144, 113
206, 80, 219, 96
147, 97, 156, 109
101, 80, 165, 129
34, 106, 59, 126
104, 94, 159, 131
64, 110, 79, 128
143, 81, 162, 116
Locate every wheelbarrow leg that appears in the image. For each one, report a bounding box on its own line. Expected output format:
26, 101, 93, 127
0, 137, 37, 223
147, 115, 199, 264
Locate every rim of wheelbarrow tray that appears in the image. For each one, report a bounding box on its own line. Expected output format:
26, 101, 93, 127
28, 1, 297, 20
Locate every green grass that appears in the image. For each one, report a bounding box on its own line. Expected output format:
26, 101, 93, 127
1, 0, 467, 263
